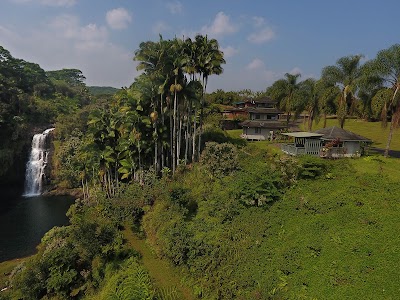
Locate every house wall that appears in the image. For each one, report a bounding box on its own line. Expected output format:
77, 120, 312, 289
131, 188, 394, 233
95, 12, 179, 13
343, 141, 361, 157
250, 113, 278, 120
242, 127, 274, 140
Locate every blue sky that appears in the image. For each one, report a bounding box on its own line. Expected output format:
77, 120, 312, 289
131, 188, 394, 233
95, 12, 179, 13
1, 0, 399, 92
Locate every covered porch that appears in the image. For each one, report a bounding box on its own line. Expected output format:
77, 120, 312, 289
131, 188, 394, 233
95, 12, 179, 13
280, 132, 323, 156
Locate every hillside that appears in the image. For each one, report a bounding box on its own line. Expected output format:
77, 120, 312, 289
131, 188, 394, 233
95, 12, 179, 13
87, 86, 120, 96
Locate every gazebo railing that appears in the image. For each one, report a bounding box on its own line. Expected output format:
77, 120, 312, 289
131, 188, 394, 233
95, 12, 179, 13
281, 144, 305, 156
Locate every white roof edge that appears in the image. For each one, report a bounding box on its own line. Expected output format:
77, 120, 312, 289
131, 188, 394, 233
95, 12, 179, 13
281, 132, 324, 138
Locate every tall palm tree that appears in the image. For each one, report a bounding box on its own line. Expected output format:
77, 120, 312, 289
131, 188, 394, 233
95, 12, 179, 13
298, 78, 321, 131
134, 37, 175, 172
267, 73, 301, 126
364, 44, 400, 157
194, 34, 225, 158
321, 55, 364, 128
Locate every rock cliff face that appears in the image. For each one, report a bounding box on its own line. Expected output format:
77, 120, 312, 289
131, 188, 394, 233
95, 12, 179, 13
0, 138, 30, 187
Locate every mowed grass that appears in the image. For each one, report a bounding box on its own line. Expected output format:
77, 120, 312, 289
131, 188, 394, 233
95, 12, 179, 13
309, 118, 400, 151
228, 118, 400, 152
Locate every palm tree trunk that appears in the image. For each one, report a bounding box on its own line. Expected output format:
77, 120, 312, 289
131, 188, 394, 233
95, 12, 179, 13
308, 109, 313, 131
384, 119, 394, 157
197, 77, 207, 159
178, 117, 183, 164
384, 85, 400, 157
160, 92, 165, 169
192, 107, 197, 162
173, 82, 178, 173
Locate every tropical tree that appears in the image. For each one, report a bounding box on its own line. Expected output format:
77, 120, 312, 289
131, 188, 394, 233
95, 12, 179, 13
194, 34, 226, 159
266, 73, 302, 126
363, 44, 400, 157
321, 55, 364, 128
317, 83, 340, 128
297, 78, 320, 131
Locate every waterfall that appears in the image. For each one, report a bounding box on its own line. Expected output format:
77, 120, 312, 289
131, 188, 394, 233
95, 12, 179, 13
23, 128, 55, 197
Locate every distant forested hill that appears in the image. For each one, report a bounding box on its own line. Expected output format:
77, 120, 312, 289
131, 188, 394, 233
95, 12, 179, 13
88, 86, 120, 96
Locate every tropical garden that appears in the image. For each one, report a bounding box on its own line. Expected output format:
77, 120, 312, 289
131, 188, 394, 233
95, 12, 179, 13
0, 36, 400, 299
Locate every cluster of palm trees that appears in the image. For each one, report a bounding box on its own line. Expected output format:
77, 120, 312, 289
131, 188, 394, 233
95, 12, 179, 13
266, 44, 400, 157
88, 34, 225, 188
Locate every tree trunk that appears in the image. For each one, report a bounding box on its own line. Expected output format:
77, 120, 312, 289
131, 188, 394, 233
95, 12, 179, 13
192, 107, 197, 162
384, 119, 395, 157
160, 92, 165, 169
172, 81, 178, 173
197, 78, 207, 159
307, 109, 313, 131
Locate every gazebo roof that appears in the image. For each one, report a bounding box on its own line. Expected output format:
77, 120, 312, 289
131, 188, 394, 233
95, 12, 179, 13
313, 126, 371, 142
281, 132, 324, 138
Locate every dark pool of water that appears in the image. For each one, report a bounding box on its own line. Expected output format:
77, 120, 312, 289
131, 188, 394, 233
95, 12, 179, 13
0, 187, 75, 262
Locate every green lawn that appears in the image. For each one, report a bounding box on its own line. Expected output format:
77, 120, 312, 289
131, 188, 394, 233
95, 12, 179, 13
227, 118, 400, 152
308, 118, 400, 151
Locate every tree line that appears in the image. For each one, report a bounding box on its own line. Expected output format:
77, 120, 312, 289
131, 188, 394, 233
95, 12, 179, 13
68, 35, 226, 197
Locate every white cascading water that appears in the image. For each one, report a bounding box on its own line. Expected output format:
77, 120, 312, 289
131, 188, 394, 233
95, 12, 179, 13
23, 128, 55, 197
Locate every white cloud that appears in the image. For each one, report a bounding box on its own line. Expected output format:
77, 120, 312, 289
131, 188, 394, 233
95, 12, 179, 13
220, 46, 238, 58
252, 16, 265, 28
10, 0, 76, 7
288, 67, 302, 76
49, 14, 108, 51
248, 27, 275, 44
152, 21, 170, 34
245, 58, 279, 86
0, 15, 138, 87
106, 8, 132, 30
166, 1, 183, 14
201, 12, 238, 37
246, 58, 265, 70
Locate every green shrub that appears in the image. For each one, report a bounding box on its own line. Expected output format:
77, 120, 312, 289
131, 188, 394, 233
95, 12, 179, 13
96, 257, 155, 300
298, 156, 330, 179
200, 142, 239, 178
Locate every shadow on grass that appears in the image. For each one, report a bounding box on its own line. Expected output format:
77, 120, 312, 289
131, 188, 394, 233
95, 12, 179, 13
202, 128, 247, 148
369, 147, 400, 158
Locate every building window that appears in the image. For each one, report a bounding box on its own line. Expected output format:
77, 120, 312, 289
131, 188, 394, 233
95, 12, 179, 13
255, 114, 261, 119
255, 128, 261, 134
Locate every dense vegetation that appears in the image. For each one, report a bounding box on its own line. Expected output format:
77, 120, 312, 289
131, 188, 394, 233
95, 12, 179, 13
1, 38, 400, 300
87, 86, 120, 96
0, 46, 92, 185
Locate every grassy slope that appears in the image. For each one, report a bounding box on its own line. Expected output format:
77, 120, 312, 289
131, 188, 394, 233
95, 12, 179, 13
0, 257, 28, 292
216, 157, 400, 298
123, 228, 194, 300
184, 125, 400, 298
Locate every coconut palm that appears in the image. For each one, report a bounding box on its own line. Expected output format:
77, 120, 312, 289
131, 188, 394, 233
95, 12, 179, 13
321, 55, 364, 128
363, 44, 400, 157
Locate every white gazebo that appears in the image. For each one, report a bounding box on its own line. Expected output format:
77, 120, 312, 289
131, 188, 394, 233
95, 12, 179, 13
280, 127, 372, 157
